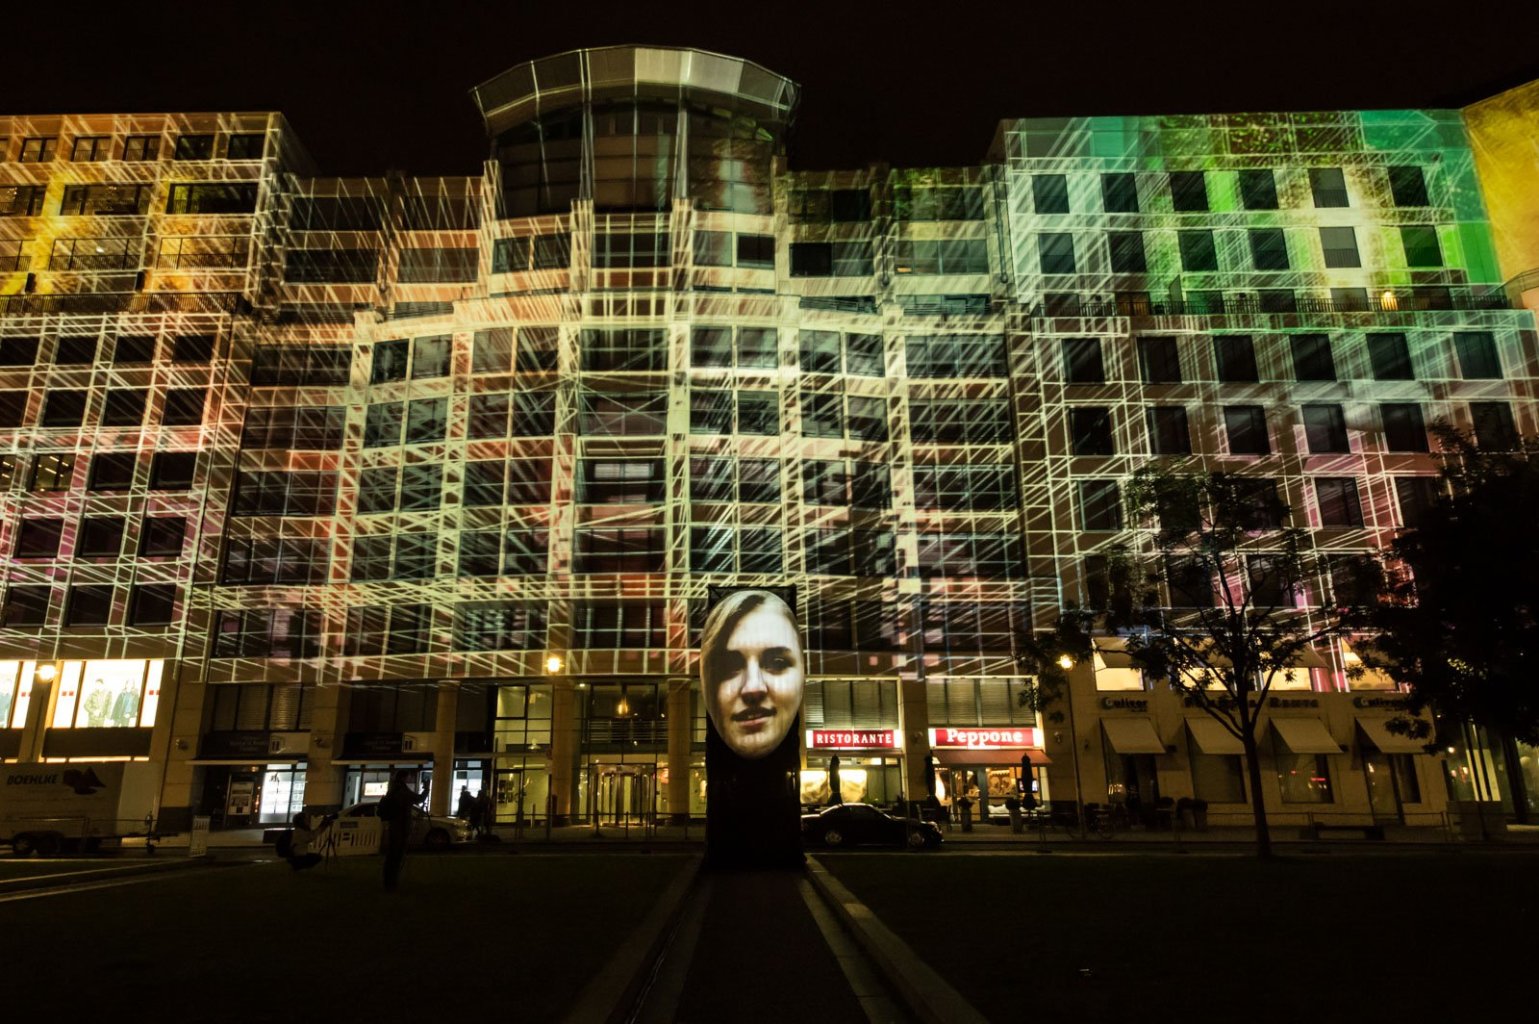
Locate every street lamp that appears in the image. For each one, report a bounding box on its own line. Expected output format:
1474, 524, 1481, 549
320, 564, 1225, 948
545, 655, 563, 674
34, 663, 57, 683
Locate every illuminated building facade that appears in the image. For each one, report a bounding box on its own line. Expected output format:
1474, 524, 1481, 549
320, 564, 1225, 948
1, 46, 1534, 831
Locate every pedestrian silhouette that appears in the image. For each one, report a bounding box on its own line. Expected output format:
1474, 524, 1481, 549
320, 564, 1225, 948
379, 770, 427, 891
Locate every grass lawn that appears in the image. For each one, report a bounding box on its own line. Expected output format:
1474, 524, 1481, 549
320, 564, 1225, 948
8, 851, 689, 1023
823, 850, 1539, 1023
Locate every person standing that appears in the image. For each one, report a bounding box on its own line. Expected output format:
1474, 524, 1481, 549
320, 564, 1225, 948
456, 785, 476, 822
475, 789, 493, 839
379, 770, 427, 891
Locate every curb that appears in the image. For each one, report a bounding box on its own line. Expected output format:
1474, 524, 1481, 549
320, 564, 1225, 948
805, 856, 989, 1024
560, 853, 702, 1024
0, 857, 213, 895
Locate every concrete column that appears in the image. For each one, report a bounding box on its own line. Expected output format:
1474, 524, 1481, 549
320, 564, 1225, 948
153, 660, 203, 832
899, 670, 931, 800
430, 681, 458, 816
304, 683, 350, 814
666, 677, 692, 823
16, 662, 55, 762
549, 680, 578, 824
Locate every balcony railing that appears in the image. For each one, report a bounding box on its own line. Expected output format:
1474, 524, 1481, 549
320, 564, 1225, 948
1029, 287, 1512, 320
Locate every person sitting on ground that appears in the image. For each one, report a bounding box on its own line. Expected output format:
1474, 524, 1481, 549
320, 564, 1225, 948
287, 811, 323, 872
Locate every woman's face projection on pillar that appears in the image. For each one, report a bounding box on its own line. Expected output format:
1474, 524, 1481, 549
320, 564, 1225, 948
700, 590, 805, 760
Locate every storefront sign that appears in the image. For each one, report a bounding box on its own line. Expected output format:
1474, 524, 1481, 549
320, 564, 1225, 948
200, 731, 273, 759
929, 727, 1043, 749
1100, 697, 1149, 711
343, 732, 407, 757
807, 729, 897, 750
1352, 695, 1410, 709
1268, 697, 1319, 709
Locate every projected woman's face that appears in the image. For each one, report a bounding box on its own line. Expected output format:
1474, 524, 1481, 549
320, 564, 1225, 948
705, 601, 805, 760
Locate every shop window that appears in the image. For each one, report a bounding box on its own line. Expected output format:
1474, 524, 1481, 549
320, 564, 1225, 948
66, 585, 116, 626
1062, 337, 1105, 384
1108, 231, 1146, 273
1387, 165, 1428, 207
14, 518, 65, 558
1308, 167, 1349, 208
1169, 171, 1208, 212
1146, 406, 1191, 455
128, 584, 177, 626
149, 451, 197, 489
102, 390, 147, 426
1366, 334, 1413, 380
1380, 403, 1428, 452
1314, 478, 1363, 528
138, 517, 187, 558
161, 389, 206, 427
51, 660, 162, 728
30, 453, 76, 491
1102, 173, 1138, 213
1302, 404, 1350, 453
1237, 169, 1278, 210
1070, 407, 1114, 455
1191, 751, 1246, 803
1223, 406, 1269, 455
78, 517, 126, 559
1453, 331, 1502, 379
1470, 402, 1518, 450
1271, 731, 1334, 802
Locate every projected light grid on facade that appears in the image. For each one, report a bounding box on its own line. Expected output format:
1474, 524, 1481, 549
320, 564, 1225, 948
1, 46, 1535, 830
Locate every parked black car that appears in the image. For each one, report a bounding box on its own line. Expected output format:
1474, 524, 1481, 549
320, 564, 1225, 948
801, 803, 943, 850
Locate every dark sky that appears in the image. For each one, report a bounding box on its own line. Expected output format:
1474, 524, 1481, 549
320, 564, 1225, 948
4, 0, 1538, 176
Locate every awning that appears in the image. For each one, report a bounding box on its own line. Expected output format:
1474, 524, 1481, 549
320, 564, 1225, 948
1093, 637, 1140, 670
1270, 717, 1341, 754
1101, 717, 1167, 754
931, 748, 1051, 766
1357, 718, 1426, 754
1185, 718, 1244, 755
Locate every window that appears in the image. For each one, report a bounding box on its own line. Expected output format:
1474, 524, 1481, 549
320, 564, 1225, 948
102, 391, 146, 426
573, 527, 666, 573
1249, 229, 1289, 270
222, 534, 330, 585
1309, 167, 1349, 208
892, 184, 983, 221
1290, 334, 1336, 381
30, 453, 75, 491
1272, 731, 1334, 803
405, 398, 448, 444
915, 532, 1021, 580
363, 403, 403, 448
1369, 405, 1427, 457
251, 345, 351, 386
1069, 408, 1115, 455
1453, 332, 1502, 379
51, 237, 135, 271
173, 134, 215, 160
1394, 477, 1440, 528
1401, 226, 1441, 267
149, 452, 197, 489
1211, 336, 1257, 383
66, 586, 115, 626
1033, 174, 1070, 213
13, 518, 64, 558
738, 392, 778, 434
0, 337, 40, 367
213, 608, 322, 660
453, 603, 545, 652
1108, 231, 1146, 273
226, 133, 265, 160
1169, 171, 1208, 211
1224, 406, 1270, 455
1366, 334, 1413, 380
398, 248, 477, 283
0, 184, 46, 217
580, 391, 666, 435
240, 406, 347, 450
806, 527, 895, 577
161, 389, 205, 427
1166, 559, 1216, 608
77, 517, 125, 558
798, 330, 839, 374
1062, 338, 1105, 384
912, 463, 1015, 512
1387, 165, 1429, 208
580, 328, 666, 372
1302, 404, 1350, 454
1314, 478, 1363, 528
172, 335, 215, 362
1237, 169, 1278, 210
128, 585, 178, 626
1146, 407, 1191, 455
1318, 226, 1360, 269
88, 453, 136, 491
573, 603, 667, 648
1178, 230, 1218, 271
1102, 173, 1138, 213
736, 233, 775, 268
19, 137, 57, 162
0, 391, 23, 428
1470, 402, 1518, 450
800, 392, 843, 438
1138, 337, 1181, 384
60, 184, 152, 216
906, 335, 1007, 378
789, 241, 872, 277
41, 391, 88, 428
592, 232, 670, 269
231, 471, 337, 516
121, 135, 160, 161
1191, 751, 1246, 803
893, 239, 989, 275
1079, 480, 1122, 531
114, 334, 157, 364
578, 459, 665, 504
411, 335, 451, 379
2, 586, 51, 627
517, 327, 559, 372
139, 518, 187, 557
1038, 233, 1076, 274
166, 183, 259, 215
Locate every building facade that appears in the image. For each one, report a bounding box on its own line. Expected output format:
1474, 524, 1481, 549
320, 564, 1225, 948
1, 46, 1534, 832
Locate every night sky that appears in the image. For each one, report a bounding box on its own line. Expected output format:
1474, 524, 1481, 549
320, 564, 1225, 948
3, 1, 1537, 176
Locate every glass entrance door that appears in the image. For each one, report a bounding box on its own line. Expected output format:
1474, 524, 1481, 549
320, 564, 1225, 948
592, 765, 654, 824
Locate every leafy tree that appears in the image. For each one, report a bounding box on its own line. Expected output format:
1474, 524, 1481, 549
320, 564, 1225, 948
1367, 430, 1539, 749
1069, 467, 1375, 859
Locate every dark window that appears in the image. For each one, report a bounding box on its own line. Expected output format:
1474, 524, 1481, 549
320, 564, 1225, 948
1079, 480, 1122, 531
1387, 166, 1429, 207
1290, 335, 1336, 381
1033, 174, 1070, 213
736, 234, 775, 268
1213, 336, 1258, 383
738, 392, 778, 434
251, 345, 351, 386
1038, 233, 1076, 274
405, 397, 449, 444
0, 337, 40, 366
471, 328, 514, 374
1314, 478, 1363, 528
530, 233, 571, 270
66, 585, 115, 626
149, 452, 196, 489
54, 336, 98, 364
1062, 338, 1105, 384
139, 517, 187, 557
1178, 230, 1218, 271
122, 135, 160, 161
42, 391, 88, 427
166, 183, 258, 214
466, 393, 510, 439
518, 327, 559, 372
1238, 169, 1278, 210
1169, 171, 1208, 211
128, 585, 178, 626
1108, 231, 1146, 273
1102, 173, 1138, 213
1367, 334, 1413, 380
363, 403, 403, 447
790, 243, 832, 277
88, 452, 136, 491
578, 459, 665, 504
1138, 337, 1182, 383
915, 531, 1019, 580
2, 586, 51, 627
593, 232, 670, 269
226, 133, 265, 160
580, 328, 666, 372
77, 517, 126, 558
1069, 408, 1114, 455
1258, 289, 1296, 314
223, 536, 331, 585
1249, 229, 1289, 270
411, 335, 452, 379
799, 330, 839, 373
574, 527, 666, 573
1401, 226, 1442, 267
1146, 407, 1192, 455
1302, 404, 1350, 454
1380, 403, 1428, 453
829, 189, 871, 221
491, 237, 530, 273
912, 464, 1016, 512
161, 389, 205, 426
172, 334, 215, 362
1394, 477, 1441, 528
1319, 227, 1360, 269
1470, 402, 1519, 450
114, 335, 157, 363
173, 134, 215, 160
1224, 406, 1270, 455
1454, 332, 1502, 379
0, 391, 24, 428
1309, 167, 1349, 208
13, 518, 64, 558
801, 392, 843, 438
102, 390, 146, 427
285, 248, 378, 284
1166, 559, 1216, 608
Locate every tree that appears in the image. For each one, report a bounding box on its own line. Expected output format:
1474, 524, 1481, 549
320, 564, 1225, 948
1088, 467, 1374, 859
1367, 430, 1539, 750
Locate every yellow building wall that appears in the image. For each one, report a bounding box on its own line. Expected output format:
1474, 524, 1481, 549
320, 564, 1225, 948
1465, 79, 1539, 297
